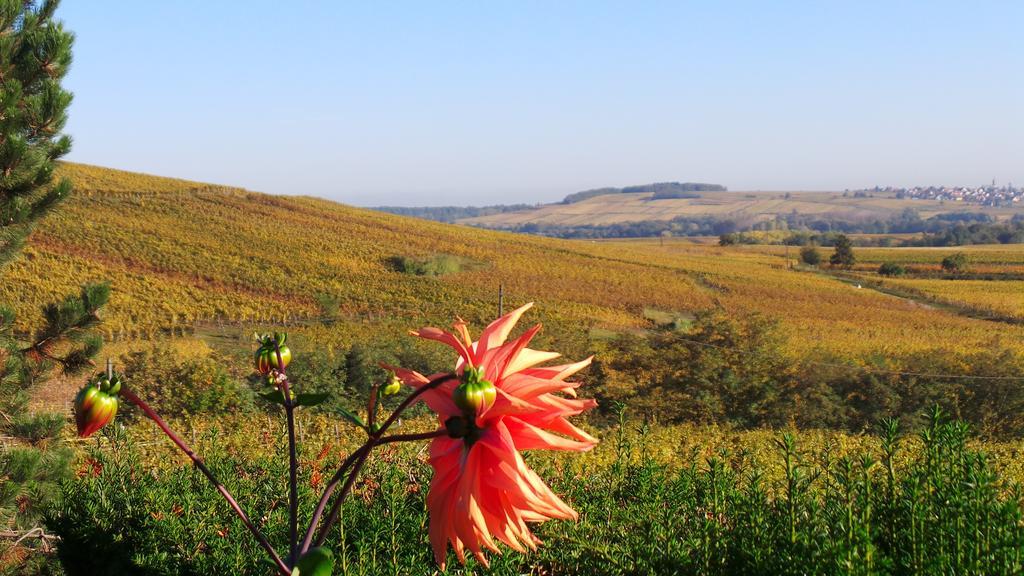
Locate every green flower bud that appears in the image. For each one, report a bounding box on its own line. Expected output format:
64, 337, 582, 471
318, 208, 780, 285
381, 372, 402, 396
255, 332, 291, 374
452, 366, 496, 417
96, 372, 122, 395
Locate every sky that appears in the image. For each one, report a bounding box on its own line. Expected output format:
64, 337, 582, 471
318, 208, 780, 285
59, 1, 1023, 206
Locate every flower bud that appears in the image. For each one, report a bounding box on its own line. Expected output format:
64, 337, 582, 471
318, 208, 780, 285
96, 372, 122, 395
382, 372, 402, 396
254, 332, 291, 374
452, 366, 496, 418
74, 377, 119, 438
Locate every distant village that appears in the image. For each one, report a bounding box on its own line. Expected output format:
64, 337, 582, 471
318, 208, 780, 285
857, 182, 1022, 206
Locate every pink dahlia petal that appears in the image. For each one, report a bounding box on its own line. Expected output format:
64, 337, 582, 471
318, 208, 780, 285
476, 302, 533, 354
410, 327, 473, 365
503, 348, 562, 379
504, 417, 597, 452
522, 356, 594, 382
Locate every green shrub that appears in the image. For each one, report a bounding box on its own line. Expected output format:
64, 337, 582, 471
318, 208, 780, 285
941, 252, 969, 274
10, 413, 66, 445
878, 262, 906, 276
120, 347, 255, 417
386, 254, 470, 276
799, 245, 821, 266
313, 293, 340, 322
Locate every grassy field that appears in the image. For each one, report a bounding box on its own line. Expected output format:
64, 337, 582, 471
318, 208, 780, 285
461, 189, 1024, 228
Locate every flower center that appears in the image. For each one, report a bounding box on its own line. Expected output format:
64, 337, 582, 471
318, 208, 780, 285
444, 415, 482, 446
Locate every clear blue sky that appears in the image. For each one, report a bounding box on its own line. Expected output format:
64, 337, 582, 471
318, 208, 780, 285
59, 1, 1023, 206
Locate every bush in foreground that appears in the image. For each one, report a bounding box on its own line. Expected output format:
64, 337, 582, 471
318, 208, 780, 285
48, 410, 1024, 575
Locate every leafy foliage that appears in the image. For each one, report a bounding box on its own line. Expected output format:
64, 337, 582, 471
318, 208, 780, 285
798, 244, 821, 266
385, 253, 474, 276
829, 234, 856, 268
119, 346, 255, 417
46, 411, 1024, 575
941, 252, 969, 274
878, 262, 906, 277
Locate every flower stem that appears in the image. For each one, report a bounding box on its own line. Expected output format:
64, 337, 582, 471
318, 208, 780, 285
119, 386, 291, 576
378, 429, 449, 445
312, 439, 375, 548
275, 342, 300, 567
302, 374, 456, 551
298, 443, 372, 554
367, 383, 379, 431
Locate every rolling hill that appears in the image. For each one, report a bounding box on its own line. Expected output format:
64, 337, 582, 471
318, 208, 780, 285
459, 189, 1024, 229
4, 163, 1024, 364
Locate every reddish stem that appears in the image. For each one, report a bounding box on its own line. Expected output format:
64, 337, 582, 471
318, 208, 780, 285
367, 384, 379, 431
274, 341, 300, 566
297, 443, 372, 554
306, 374, 456, 549
312, 439, 375, 548
119, 386, 291, 576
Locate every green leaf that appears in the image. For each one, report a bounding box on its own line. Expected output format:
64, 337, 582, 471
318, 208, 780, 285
296, 547, 334, 576
295, 392, 329, 407
259, 390, 288, 406
336, 406, 365, 428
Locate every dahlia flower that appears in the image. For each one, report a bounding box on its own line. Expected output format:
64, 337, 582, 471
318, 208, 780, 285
388, 303, 597, 568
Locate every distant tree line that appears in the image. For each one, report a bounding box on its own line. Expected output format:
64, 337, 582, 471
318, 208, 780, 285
506, 215, 740, 238
773, 216, 1024, 248
375, 203, 534, 223
496, 212, 1024, 242
771, 209, 1000, 236
384, 199, 1024, 247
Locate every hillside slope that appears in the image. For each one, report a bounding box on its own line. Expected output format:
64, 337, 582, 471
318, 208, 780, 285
6, 164, 707, 336
4, 163, 1023, 361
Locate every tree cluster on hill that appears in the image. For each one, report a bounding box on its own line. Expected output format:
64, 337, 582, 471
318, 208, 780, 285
560, 187, 620, 204
561, 182, 727, 204
903, 217, 1024, 246
786, 212, 1024, 244
772, 211, 1024, 244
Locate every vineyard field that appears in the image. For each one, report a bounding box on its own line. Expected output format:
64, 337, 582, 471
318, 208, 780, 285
6, 164, 1024, 364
